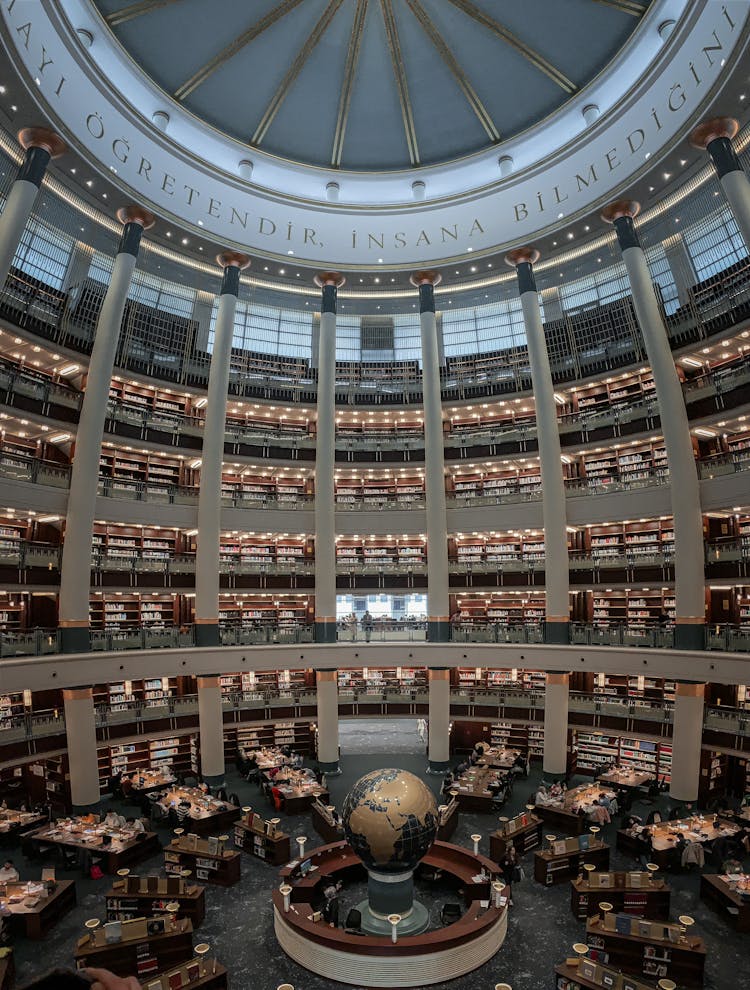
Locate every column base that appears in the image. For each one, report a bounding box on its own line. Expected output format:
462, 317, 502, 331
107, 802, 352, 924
674, 623, 705, 651
427, 759, 450, 774
72, 801, 101, 816
59, 626, 91, 654
318, 760, 341, 775
541, 769, 567, 782
202, 773, 226, 789
355, 898, 430, 936
315, 620, 337, 644
544, 621, 570, 645
427, 620, 451, 642
195, 623, 221, 647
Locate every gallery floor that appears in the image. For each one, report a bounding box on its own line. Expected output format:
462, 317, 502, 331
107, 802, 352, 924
10, 720, 747, 990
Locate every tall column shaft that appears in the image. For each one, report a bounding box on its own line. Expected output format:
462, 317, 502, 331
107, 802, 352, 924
670, 682, 705, 802
604, 205, 705, 649
63, 688, 100, 810
507, 251, 569, 644
427, 667, 450, 771
0, 128, 65, 287
691, 119, 750, 250
316, 669, 340, 773
58, 209, 153, 653
543, 672, 569, 777
195, 254, 249, 646
413, 274, 450, 641
314, 275, 341, 644
197, 675, 225, 784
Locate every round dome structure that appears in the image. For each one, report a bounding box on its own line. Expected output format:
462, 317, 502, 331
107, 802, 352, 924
342, 768, 438, 873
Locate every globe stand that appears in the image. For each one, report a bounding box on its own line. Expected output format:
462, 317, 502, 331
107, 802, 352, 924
355, 868, 429, 936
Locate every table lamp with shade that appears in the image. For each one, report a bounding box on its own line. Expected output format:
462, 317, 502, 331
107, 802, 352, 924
589, 825, 601, 844
678, 914, 695, 941
195, 943, 211, 976
657, 981, 677, 990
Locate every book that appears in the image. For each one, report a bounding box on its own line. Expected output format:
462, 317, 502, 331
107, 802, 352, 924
615, 914, 631, 934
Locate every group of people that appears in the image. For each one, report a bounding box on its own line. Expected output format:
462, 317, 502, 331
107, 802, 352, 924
339, 611, 375, 642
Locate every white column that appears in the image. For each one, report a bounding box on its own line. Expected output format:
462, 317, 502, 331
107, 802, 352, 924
691, 117, 750, 249
58, 206, 155, 652
313, 273, 344, 643
195, 252, 250, 646
506, 249, 569, 644
316, 669, 340, 773
427, 667, 450, 771
543, 672, 569, 777
197, 676, 225, 784
0, 127, 66, 287
602, 201, 705, 650
411, 272, 450, 642
62, 688, 100, 810
670, 682, 705, 803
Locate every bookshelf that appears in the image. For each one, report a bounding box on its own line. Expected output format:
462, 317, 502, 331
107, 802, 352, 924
574, 732, 672, 782
233, 816, 291, 865
97, 734, 197, 792
89, 594, 178, 630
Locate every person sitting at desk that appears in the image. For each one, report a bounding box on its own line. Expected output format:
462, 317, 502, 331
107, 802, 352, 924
455, 760, 469, 775
120, 776, 133, 798
597, 792, 612, 810
126, 816, 145, 833
176, 800, 192, 823
637, 827, 653, 868
103, 810, 125, 829
0, 859, 19, 883
198, 781, 210, 795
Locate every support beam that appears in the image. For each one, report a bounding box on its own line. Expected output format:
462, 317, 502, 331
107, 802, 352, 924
316, 669, 340, 773
63, 688, 100, 811
670, 681, 705, 803
427, 667, 450, 772
197, 675, 225, 786
543, 672, 569, 777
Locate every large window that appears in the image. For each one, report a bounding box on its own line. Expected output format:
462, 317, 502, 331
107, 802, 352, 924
12, 218, 73, 289
683, 205, 747, 281
208, 300, 313, 359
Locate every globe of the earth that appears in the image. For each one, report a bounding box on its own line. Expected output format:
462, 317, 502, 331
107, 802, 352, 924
342, 768, 438, 873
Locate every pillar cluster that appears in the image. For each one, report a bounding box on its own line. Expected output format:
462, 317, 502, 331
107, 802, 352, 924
3, 114, 747, 807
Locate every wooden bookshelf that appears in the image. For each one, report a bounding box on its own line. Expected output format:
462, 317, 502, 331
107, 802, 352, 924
585, 914, 705, 987
164, 837, 241, 887
233, 817, 291, 865
571, 874, 671, 920
106, 875, 206, 928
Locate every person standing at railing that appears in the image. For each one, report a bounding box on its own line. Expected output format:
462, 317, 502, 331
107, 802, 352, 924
362, 610, 373, 642
348, 613, 358, 642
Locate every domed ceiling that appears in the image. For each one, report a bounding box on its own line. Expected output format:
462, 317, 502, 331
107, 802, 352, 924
93, 0, 652, 171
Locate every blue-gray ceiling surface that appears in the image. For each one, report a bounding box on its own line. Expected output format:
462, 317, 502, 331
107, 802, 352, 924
93, 0, 652, 170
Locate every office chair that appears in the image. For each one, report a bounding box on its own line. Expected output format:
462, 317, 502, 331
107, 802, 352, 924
216, 787, 228, 802
344, 908, 362, 932
228, 792, 241, 807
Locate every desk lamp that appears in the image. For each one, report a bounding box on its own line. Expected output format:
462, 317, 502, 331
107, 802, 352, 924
279, 883, 292, 912
296, 835, 308, 859
678, 914, 695, 941
598, 901, 613, 915
388, 913, 401, 943
195, 943, 210, 976
545, 833, 557, 851
471, 833, 482, 855
589, 825, 601, 845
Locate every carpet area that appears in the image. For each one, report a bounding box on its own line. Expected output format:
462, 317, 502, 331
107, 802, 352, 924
8, 732, 748, 990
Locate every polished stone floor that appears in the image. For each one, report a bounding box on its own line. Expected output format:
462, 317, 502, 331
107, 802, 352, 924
9, 730, 749, 990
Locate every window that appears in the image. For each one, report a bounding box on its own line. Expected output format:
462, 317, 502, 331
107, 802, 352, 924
12, 218, 73, 289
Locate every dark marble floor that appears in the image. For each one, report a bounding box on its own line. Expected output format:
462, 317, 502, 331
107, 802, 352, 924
8, 734, 749, 990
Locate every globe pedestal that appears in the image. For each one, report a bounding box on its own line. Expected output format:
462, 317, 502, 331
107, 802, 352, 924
356, 868, 429, 936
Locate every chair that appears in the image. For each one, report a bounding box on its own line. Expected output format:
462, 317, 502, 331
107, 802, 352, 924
228, 792, 241, 808
646, 810, 662, 825
440, 903, 462, 926
344, 908, 362, 932
271, 787, 285, 812
669, 806, 683, 821
216, 787, 228, 803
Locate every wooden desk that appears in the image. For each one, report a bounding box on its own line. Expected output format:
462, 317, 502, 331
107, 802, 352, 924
25, 824, 160, 874
0, 879, 76, 938
74, 919, 194, 978
269, 774, 329, 815
536, 784, 618, 835
490, 815, 543, 861
534, 842, 610, 886
598, 769, 652, 792
571, 875, 671, 920
159, 788, 240, 836
164, 839, 241, 887
452, 767, 505, 813
0, 811, 46, 844
106, 876, 206, 927
618, 816, 739, 870
700, 873, 750, 932
273, 841, 508, 985
233, 821, 290, 865
127, 771, 177, 798
477, 747, 521, 770
311, 802, 345, 844
585, 916, 706, 987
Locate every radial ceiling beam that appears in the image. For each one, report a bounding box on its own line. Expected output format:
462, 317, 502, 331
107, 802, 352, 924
380, 0, 420, 166
174, 0, 307, 101
446, 0, 577, 94
405, 0, 499, 142
591, 0, 647, 15
331, 0, 369, 168
105, 0, 184, 27
252, 0, 346, 147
